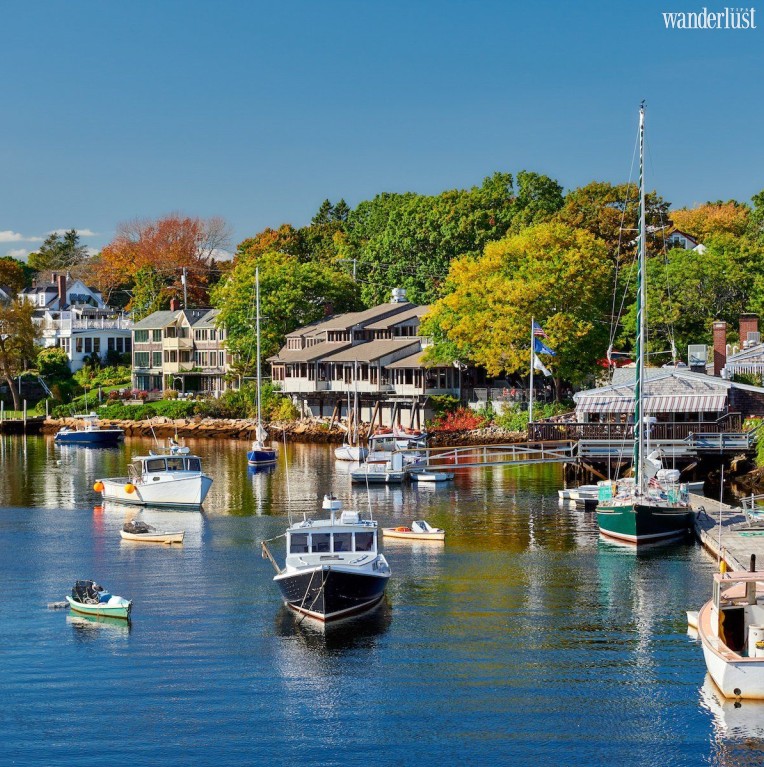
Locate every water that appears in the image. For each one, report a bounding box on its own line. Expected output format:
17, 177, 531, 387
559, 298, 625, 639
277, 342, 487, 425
0, 435, 757, 766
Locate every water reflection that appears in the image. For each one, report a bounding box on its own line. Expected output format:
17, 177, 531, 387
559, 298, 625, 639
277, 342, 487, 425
66, 612, 131, 640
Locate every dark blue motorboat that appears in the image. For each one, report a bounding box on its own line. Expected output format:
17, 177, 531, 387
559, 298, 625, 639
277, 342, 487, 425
54, 414, 124, 446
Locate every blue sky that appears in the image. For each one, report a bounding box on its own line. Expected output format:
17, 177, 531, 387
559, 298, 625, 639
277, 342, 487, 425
1, 0, 761, 258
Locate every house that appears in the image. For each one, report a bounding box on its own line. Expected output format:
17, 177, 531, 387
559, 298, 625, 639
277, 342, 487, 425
19, 272, 132, 372
665, 228, 702, 251
131, 303, 232, 395
269, 289, 467, 426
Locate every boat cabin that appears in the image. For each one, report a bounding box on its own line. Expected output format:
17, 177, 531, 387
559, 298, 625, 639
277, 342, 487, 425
286, 511, 379, 564
131, 454, 203, 478
710, 571, 764, 656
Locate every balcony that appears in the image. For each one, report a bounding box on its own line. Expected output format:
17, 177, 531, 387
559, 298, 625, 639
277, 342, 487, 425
163, 336, 194, 351
163, 361, 196, 373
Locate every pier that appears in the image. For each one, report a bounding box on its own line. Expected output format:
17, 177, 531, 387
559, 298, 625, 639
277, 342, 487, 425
403, 440, 577, 471
692, 492, 764, 570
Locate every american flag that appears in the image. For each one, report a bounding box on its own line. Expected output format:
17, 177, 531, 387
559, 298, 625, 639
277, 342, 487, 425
532, 320, 549, 339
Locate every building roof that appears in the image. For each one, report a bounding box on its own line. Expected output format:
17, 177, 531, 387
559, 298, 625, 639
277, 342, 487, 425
132, 308, 219, 330
322, 338, 420, 364
269, 340, 353, 364
132, 310, 183, 329
285, 316, 339, 339
320, 302, 416, 331
364, 305, 430, 330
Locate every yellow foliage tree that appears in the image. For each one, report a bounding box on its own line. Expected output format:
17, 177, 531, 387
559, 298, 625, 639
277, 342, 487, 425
670, 202, 749, 242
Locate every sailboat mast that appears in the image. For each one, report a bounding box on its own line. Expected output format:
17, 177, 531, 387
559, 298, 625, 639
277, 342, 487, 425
529, 316, 535, 425
256, 266, 262, 430
634, 103, 647, 493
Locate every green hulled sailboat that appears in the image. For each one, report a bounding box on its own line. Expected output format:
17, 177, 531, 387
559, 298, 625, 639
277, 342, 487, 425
596, 103, 694, 545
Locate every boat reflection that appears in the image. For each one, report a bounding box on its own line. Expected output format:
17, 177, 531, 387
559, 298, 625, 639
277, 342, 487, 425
94, 503, 205, 546
701, 675, 764, 755
274, 598, 392, 653
247, 464, 276, 477
67, 612, 131, 639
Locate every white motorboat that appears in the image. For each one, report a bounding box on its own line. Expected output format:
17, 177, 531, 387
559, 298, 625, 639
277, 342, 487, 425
382, 520, 445, 541
94, 441, 212, 508
697, 563, 764, 699
557, 484, 599, 502
411, 471, 454, 483
366, 431, 426, 466
120, 520, 184, 544
351, 452, 406, 484
334, 444, 369, 462
263, 494, 391, 622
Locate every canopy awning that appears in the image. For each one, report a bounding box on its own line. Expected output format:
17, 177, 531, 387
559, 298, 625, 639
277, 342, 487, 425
576, 393, 727, 414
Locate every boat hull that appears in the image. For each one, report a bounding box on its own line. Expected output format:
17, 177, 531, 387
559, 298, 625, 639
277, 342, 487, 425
699, 601, 764, 699
382, 528, 445, 541
99, 474, 212, 507
275, 566, 389, 622
55, 429, 124, 445
334, 445, 369, 462
596, 502, 693, 544
66, 596, 131, 620
247, 449, 277, 467
119, 530, 184, 544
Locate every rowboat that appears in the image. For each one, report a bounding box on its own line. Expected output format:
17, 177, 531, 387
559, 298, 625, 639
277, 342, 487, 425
66, 580, 132, 620
382, 520, 445, 541
120, 520, 184, 544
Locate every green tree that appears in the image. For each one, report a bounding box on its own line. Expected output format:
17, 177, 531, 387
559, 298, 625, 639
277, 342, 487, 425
422, 222, 612, 395
510, 170, 564, 231
131, 265, 167, 320
36, 346, 71, 378
0, 301, 40, 409
332, 199, 351, 222
28, 229, 88, 273
0, 256, 33, 295
312, 199, 334, 225
211, 250, 361, 374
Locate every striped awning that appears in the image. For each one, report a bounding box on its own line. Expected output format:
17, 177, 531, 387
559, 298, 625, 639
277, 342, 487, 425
576, 393, 727, 414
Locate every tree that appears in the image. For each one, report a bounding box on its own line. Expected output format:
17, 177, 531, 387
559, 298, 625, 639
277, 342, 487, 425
0, 301, 40, 410
422, 222, 612, 395
332, 199, 351, 222
27, 229, 88, 273
211, 250, 361, 374
510, 170, 564, 231
131, 266, 167, 321
36, 346, 71, 378
670, 201, 749, 241
0, 256, 33, 295
312, 199, 334, 225
93, 214, 231, 308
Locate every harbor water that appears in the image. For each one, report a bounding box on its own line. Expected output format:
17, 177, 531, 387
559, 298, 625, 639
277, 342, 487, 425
0, 435, 758, 766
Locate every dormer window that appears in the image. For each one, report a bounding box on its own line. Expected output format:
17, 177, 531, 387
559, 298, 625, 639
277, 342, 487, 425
38, 293, 46, 306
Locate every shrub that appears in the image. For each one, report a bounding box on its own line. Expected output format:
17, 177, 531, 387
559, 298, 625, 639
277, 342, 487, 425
37, 347, 71, 378
163, 389, 179, 400
429, 394, 461, 417
431, 407, 488, 432
271, 397, 299, 421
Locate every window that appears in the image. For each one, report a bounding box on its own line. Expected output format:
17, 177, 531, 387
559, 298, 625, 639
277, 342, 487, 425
134, 330, 149, 343
61, 338, 70, 353
166, 457, 184, 471
108, 338, 115, 351
152, 329, 162, 342
116, 337, 124, 353
84, 338, 92, 354
152, 352, 162, 367
93, 338, 100, 354
124, 339, 131, 353
134, 352, 150, 368
311, 533, 331, 553
290, 533, 309, 554
355, 532, 374, 552
146, 459, 166, 472
75, 338, 83, 353
333, 533, 352, 552
186, 457, 200, 472
210, 329, 217, 341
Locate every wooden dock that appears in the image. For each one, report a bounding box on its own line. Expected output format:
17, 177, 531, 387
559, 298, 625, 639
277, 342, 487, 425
692, 492, 764, 570
404, 441, 577, 471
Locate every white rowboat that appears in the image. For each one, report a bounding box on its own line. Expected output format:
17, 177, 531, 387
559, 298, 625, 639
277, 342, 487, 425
382, 520, 445, 541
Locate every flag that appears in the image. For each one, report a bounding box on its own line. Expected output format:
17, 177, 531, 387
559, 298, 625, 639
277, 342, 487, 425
533, 353, 552, 377
532, 320, 549, 338
534, 338, 556, 356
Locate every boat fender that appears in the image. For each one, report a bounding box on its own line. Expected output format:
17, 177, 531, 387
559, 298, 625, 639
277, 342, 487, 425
124, 483, 136, 494
93, 481, 104, 493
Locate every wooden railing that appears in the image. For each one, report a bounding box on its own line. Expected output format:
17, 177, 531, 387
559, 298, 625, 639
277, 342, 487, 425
528, 413, 744, 442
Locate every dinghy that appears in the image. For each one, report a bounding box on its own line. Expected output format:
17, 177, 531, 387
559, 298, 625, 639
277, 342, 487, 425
382, 520, 445, 541
120, 520, 184, 544
411, 471, 454, 483
65, 580, 132, 620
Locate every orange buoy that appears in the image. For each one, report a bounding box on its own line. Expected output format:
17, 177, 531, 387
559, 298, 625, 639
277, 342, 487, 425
93, 481, 104, 493
124, 483, 136, 494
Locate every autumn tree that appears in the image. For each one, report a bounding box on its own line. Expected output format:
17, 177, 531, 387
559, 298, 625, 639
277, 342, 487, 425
212, 250, 361, 375
0, 256, 33, 295
422, 222, 612, 395
0, 300, 40, 410
670, 201, 749, 241
28, 230, 89, 273
94, 214, 230, 308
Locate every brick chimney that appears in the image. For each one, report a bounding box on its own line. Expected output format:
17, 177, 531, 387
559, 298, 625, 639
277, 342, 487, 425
56, 273, 66, 309
739, 313, 759, 348
170, 298, 179, 311
713, 321, 727, 376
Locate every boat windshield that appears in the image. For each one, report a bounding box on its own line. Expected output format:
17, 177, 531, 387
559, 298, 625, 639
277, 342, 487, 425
288, 530, 376, 554
140, 456, 202, 474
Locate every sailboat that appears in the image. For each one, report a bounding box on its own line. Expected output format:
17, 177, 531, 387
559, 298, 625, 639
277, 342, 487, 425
335, 361, 368, 462
247, 267, 277, 468
595, 103, 694, 545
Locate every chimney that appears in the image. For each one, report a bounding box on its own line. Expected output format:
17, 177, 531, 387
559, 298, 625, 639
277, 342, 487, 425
713, 321, 727, 376
170, 298, 179, 311
56, 273, 66, 309
739, 313, 759, 348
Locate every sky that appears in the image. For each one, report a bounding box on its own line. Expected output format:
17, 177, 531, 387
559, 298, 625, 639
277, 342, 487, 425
1, 0, 762, 259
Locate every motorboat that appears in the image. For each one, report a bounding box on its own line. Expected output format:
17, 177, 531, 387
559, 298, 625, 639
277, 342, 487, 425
334, 444, 369, 462
120, 519, 184, 544
54, 413, 124, 446
557, 484, 599, 502
382, 520, 445, 541
350, 452, 406, 484
411, 471, 454, 483
697, 562, 764, 699
65, 580, 132, 620
262, 494, 390, 622
94, 440, 212, 508
366, 430, 427, 465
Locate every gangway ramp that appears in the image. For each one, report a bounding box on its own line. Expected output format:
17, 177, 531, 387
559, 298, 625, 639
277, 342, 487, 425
401, 441, 577, 471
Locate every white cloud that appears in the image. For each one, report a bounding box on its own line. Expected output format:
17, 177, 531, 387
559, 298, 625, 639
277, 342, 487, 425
47, 228, 98, 238
210, 248, 233, 261
0, 230, 26, 243
5, 248, 30, 259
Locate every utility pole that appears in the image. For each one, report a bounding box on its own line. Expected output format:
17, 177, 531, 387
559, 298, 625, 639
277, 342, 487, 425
182, 267, 188, 308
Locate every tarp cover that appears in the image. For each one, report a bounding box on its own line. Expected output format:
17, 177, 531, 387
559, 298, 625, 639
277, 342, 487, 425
72, 580, 103, 604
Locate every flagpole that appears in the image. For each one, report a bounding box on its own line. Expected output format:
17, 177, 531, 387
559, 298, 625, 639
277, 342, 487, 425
529, 316, 534, 425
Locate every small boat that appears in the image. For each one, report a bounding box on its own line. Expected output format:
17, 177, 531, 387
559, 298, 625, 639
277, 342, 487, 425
94, 440, 212, 508
382, 520, 445, 541
557, 484, 599, 502
247, 268, 278, 469
335, 367, 368, 462
411, 471, 454, 483
120, 519, 184, 544
54, 413, 124, 446
65, 580, 132, 620
334, 444, 369, 462
263, 494, 390, 622
697, 562, 764, 699
350, 452, 406, 484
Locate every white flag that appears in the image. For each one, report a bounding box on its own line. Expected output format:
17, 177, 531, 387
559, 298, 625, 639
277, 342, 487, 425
533, 353, 552, 377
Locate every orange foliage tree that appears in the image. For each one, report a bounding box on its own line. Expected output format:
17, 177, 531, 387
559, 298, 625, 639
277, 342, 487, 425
670, 201, 750, 242
93, 214, 231, 309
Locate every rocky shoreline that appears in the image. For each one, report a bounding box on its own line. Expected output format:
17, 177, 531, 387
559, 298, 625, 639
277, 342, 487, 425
43, 417, 528, 446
